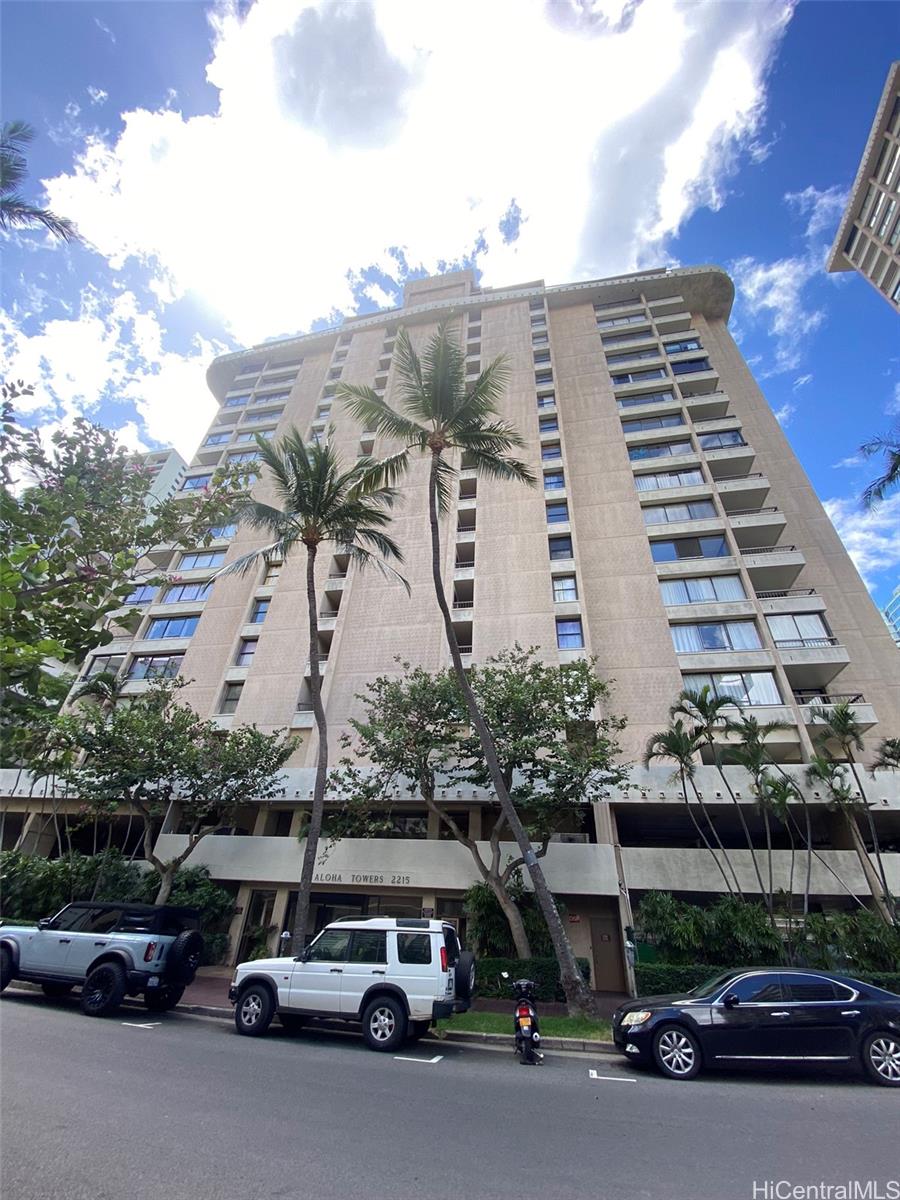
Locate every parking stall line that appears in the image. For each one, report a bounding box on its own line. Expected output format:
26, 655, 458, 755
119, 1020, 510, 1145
588, 1068, 636, 1082
393, 1054, 444, 1064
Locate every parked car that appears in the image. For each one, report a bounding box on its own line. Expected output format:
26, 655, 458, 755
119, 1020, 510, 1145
0, 902, 204, 1017
229, 917, 475, 1052
613, 968, 900, 1087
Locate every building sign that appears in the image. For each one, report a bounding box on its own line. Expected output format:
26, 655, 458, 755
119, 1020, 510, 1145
312, 871, 413, 887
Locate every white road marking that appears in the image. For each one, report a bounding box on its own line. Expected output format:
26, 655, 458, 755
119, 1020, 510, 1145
121, 1021, 161, 1029
393, 1054, 444, 1064
589, 1069, 636, 1082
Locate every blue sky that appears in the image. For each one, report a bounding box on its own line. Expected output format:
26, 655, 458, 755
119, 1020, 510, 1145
1, 0, 898, 607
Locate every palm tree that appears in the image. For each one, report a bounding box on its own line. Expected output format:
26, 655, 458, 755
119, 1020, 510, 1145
1, 120, 78, 240
339, 325, 599, 1017
871, 736, 900, 774
807, 702, 894, 924
214, 430, 407, 950
643, 720, 739, 896
727, 715, 792, 915
670, 687, 771, 912
859, 424, 900, 509
69, 669, 126, 714
805, 753, 894, 925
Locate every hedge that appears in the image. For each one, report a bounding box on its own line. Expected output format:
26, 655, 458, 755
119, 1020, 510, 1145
636, 962, 900, 997
474, 956, 592, 1002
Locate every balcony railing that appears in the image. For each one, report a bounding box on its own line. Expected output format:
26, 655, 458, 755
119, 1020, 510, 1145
743, 544, 797, 555
457, 645, 473, 655
727, 507, 780, 517
774, 637, 841, 650
296, 702, 314, 712
793, 691, 866, 706
452, 600, 474, 609
756, 588, 817, 599
327, 573, 347, 581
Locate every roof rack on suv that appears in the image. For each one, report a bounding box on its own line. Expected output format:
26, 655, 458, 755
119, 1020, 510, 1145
394, 918, 431, 928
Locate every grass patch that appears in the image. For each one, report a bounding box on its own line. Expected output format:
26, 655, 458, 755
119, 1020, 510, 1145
436, 1011, 612, 1041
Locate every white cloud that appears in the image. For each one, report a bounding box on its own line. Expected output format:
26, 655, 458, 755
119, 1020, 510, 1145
730, 184, 846, 374
361, 281, 398, 310
87, 86, 109, 106
886, 380, 900, 417
823, 494, 900, 588
792, 372, 812, 391
0, 287, 224, 460
832, 454, 863, 469
40, 0, 795, 348
94, 17, 116, 44
773, 401, 795, 425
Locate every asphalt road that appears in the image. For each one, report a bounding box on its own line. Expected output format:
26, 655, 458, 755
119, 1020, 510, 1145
1, 989, 896, 1200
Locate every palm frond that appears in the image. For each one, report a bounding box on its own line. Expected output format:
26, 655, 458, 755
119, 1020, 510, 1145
337, 383, 427, 446
445, 355, 511, 435
459, 446, 537, 487
349, 449, 410, 498
345, 543, 411, 595
859, 426, 900, 509
210, 538, 291, 581
419, 323, 467, 425
432, 454, 457, 515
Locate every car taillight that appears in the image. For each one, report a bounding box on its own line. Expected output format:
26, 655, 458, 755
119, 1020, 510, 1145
517, 1004, 531, 1019
440, 946, 448, 972
144, 941, 157, 962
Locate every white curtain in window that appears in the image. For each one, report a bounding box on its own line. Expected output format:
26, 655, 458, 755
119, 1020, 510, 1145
795, 613, 828, 641
743, 672, 781, 705
635, 474, 657, 491
726, 622, 761, 650
672, 625, 704, 652
685, 577, 717, 602
767, 615, 797, 643
712, 673, 746, 703
661, 580, 689, 604
713, 575, 746, 601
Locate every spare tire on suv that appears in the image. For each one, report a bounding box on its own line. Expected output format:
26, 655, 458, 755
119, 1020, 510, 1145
165, 929, 205, 986
455, 950, 475, 1002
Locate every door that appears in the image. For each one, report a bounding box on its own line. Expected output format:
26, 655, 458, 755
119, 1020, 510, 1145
707, 972, 792, 1061
779, 974, 860, 1059
64, 908, 125, 975
288, 928, 351, 1014
237, 890, 276, 962
389, 930, 436, 1020
340, 930, 388, 1017
590, 915, 626, 992
19, 905, 91, 975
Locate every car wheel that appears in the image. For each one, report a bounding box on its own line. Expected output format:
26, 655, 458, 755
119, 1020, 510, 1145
165, 930, 205, 986
862, 1030, 900, 1087
652, 1023, 702, 1081
234, 984, 275, 1037
362, 996, 407, 1052
81, 962, 127, 1017
454, 951, 475, 1002
279, 1013, 306, 1034
0, 946, 14, 993
144, 985, 185, 1013
41, 983, 74, 999
407, 1020, 430, 1043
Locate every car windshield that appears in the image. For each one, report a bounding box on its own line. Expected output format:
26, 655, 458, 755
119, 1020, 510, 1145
687, 971, 741, 999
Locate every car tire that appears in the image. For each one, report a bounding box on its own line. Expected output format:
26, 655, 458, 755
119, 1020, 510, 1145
144, 985, 185, 1013
279, 1013, 306, 1034
862, 1030, 900, 1087
454, 951, 475, 1002
165, 930, 205, 986
0, 946, 13, 992
652, 1023, 702, 1081
81, 962, 127, 1017
407, 1020, 430, 1043
41, 983, 74, 998
362, 996, 407, 1052
234, 983, 275, 1037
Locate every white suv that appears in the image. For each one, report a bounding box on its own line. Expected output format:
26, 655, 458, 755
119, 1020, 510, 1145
229, 917, 475, 1052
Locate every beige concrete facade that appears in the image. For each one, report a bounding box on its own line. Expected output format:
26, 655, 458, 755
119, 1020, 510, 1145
4, 264, 900, 982
827, 61, 900, 311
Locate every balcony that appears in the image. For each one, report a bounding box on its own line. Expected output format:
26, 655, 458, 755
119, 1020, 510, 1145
646, 516, 723, 540
693, 416, 742, 436
683, 392, 730, 420
631, 452, 701, 475
727, 507, 787, 548
774, 638, 850, 689
793, 692, 877, 733
303, 655, 329, 676
616, 395, 682, 418
292, 704, 315, 730
757, 588, 826, 617
741, 544, 805, 590
653, 309, 693, 334
674, 647, 775, 672
624, 425, 690, 447
717, 473, 770, 511
670, 365, 720, 395
655, 555, 739, 579
704, 442, 756, 477
317, 610, 338, 631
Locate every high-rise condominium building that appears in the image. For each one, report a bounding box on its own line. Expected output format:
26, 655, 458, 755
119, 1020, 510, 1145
133, 447, 187, 505
4, 266, 898, 984
827, 60, 900, 311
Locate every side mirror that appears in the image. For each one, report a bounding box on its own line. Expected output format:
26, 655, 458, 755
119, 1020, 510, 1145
37, 918, 51, 931
723, 992, 739, 1009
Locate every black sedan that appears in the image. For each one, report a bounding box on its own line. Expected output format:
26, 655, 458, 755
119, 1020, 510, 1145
612, 968, 900, 1086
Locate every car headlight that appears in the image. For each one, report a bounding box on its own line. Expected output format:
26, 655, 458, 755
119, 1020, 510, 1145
621, 1010, 652, 1027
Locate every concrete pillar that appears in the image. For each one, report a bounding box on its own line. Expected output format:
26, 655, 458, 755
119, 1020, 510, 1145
227, 885, 253, 965
592, 800, 615, 845
269, 887, 290, 956
252, 808, 268, 836
17, 812, 57, 856
468, 805, 483, 840
426, 808, 441, 839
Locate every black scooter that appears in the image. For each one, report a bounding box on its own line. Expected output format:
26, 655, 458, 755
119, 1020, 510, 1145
501, 971, 544, 1065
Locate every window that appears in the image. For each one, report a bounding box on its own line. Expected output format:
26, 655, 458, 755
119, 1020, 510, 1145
228, 450, 258, 464
307, 929, 351, 962
208, 523, 237, 539
553, 575, 578, 602
536, 392, 556, 409
594, 296, 640, 312
165, 582, 212, 603
263, 562, 281, 585
670, 357, 711, 376
316, 406, 331, 420
723, 974, 783, 1004
125, 584, 157, 604
250, 390, 290, 405
146, 615, 200, 640
83, 654, 125, 679
179, 549, 225, 571
181, 475, 212, 491
535, 369, 553, 386
622, 414, 684, 433
235, 639, 257, 666
127, 653, 184, 681
606, 348, 662, 366
397, 933, 431, 964
642, 500, 716, 525
546, 501, 569, 524
635, 468, 704, 491
205, 432, 230, 445
684, 671, 782, 706
602, 331, 652, 348
556, 617, 584, 649
612, 367, 667, 386
236, 429, 273, 442
548, 534, 573, 560
665, 338, 703, 355
698, 430, 745, 451
224, 395, 250, 407
596, 312, 647, 330
244, 408, 284, 423
533, 350, 551, 365
650, 535, 729, 562
618, 390, 676, 409
660, 575, 746, 605
249, 598, 270, 623
629, 440, 693, 461
219, 682, 244, 714
782, 975, 840, 1003
766, 613, 830, 648
348, 932, 387, 964
539, 415, 559, 433
541, 442, 562, 461
671, 621, 761, 653
543, 471, 565, 490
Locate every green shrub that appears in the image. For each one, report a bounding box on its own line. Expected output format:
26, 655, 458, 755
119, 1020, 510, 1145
635, 962, 900, 998
463, 874, 557, 958
474, 956, 591, 1002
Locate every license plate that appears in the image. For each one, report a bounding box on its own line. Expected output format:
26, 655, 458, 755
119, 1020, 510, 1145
519, 1019, 531, 1030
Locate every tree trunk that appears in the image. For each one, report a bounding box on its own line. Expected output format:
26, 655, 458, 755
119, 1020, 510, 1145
427, 451, 596, 1016
687, 777, 744, 897
844, 808, 895, 924
154, 865, 177, 905
679, 768, 735, 896
846, 756, 894, 924
292, 544, 328, 954
486, 875, 533, 959
711, 753, 771, 919
801, 798, 812, 919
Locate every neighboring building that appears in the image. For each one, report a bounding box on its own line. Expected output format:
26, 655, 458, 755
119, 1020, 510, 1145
884, 584, 900, 644
827, 60, 900, 312
135, 447, 187, 505
4, 266, 899, 982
